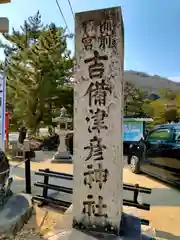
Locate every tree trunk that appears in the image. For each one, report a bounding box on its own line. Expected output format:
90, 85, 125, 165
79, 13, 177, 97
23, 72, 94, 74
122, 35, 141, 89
18, 126, 27, 144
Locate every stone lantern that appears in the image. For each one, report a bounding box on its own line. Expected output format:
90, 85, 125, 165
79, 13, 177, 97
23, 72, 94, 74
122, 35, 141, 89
52, 107, 73, 162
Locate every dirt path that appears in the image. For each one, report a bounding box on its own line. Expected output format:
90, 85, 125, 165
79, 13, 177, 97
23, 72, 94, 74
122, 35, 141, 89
123, 168, 180, 239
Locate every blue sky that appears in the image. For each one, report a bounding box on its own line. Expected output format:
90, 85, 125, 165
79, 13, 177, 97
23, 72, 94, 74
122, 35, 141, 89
0, 0, 180, 81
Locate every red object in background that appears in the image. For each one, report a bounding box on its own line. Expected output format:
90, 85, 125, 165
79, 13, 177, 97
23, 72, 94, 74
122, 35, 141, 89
5, 112, 9, 152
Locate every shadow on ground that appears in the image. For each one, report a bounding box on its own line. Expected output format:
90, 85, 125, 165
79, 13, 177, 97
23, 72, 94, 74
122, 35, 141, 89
123, 183, 180, 207
156, 230, 180, 240
123, 158, 180, 207
136, 173, 180, 207
145, 187, 180, 207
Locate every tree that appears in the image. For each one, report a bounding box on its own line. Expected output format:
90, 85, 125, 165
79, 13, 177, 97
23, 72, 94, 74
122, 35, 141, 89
143, 89, 179, 125
158, 88, 176, 101
124, 81, 148, 117
1, 11, 73, 134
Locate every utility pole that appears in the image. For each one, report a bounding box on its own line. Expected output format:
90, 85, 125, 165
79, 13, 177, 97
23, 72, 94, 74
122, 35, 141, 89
0, 0, 10, 33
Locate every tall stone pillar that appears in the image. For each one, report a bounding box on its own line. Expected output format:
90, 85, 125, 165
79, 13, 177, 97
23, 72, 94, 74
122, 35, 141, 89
73, 7, 124, 235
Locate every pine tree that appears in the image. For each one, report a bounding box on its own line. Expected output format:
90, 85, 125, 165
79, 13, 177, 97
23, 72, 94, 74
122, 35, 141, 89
0, 11, 73, 134
124, 82, 148, 117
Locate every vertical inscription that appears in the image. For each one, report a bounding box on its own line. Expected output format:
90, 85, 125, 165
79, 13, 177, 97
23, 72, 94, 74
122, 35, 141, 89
82, 15, 111, 223
84, 163, 108, 189
86, 108, 108, 133
82, 21, 96, 51
84, 79, 112, 107
99, 19, 116, 50
74, 7, 124, 235
83, 195, 108, 217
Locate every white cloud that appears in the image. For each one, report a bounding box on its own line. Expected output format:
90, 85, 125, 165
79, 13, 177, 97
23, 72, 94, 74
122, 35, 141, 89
169, 76, 180, 82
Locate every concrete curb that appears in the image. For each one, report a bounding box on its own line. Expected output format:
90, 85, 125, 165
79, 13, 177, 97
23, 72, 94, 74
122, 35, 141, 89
0, 193, 33, 237
51, 159, 73, 164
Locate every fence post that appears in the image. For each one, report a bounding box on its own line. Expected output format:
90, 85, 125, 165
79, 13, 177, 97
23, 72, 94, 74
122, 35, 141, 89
133, 184, 139, 204
37, 168, 49, 207
25, 151, 31, 194
43, 168, 49, 198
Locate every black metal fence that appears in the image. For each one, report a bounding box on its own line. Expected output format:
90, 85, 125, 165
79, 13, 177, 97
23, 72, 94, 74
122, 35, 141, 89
32, 168, 151, 226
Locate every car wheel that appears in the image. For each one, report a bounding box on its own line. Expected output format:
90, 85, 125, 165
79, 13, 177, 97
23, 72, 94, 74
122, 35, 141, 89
130, 155, 140, 174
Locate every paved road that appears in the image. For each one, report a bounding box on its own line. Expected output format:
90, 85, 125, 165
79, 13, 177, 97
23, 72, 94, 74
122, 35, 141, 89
10, 156, 127, 201
10, 159, 180, 239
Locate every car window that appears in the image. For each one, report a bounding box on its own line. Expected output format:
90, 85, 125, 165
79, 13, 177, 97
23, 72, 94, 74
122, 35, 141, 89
148, 129, 170, 141
174, 128, 180, 140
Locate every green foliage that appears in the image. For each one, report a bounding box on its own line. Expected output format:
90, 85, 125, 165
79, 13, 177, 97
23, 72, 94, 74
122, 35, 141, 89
143, 89, 180, 126
124, 81, 149, 117
1, 11, 73, 133
124, 83, 180, 126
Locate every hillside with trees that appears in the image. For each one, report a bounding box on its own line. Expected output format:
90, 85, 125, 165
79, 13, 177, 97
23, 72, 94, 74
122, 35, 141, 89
124, 70, 180, 92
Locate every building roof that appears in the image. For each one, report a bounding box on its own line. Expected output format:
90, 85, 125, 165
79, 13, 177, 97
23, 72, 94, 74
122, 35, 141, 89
124, 117, 153, 122
155, 123, 180, 129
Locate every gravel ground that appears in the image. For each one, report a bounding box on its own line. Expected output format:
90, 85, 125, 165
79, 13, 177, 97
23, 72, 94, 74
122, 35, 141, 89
3, 205, 64, 240
0, 230, 42, 240
0, 211, 43, 240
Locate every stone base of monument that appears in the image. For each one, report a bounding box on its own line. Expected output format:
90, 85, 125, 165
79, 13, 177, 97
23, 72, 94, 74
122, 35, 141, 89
47, 205, 156, 240
51, 151, 72, 163
0, 193, 33, 237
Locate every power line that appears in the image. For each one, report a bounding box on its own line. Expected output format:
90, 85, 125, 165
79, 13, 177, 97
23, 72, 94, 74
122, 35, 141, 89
55, 0, 71, 34
67, 0, 75, 20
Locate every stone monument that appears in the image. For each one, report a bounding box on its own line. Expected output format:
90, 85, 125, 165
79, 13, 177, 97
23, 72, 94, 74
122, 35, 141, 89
73, 6, 124, 235
47, 7, 155, 240
52, 107, 73, 162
